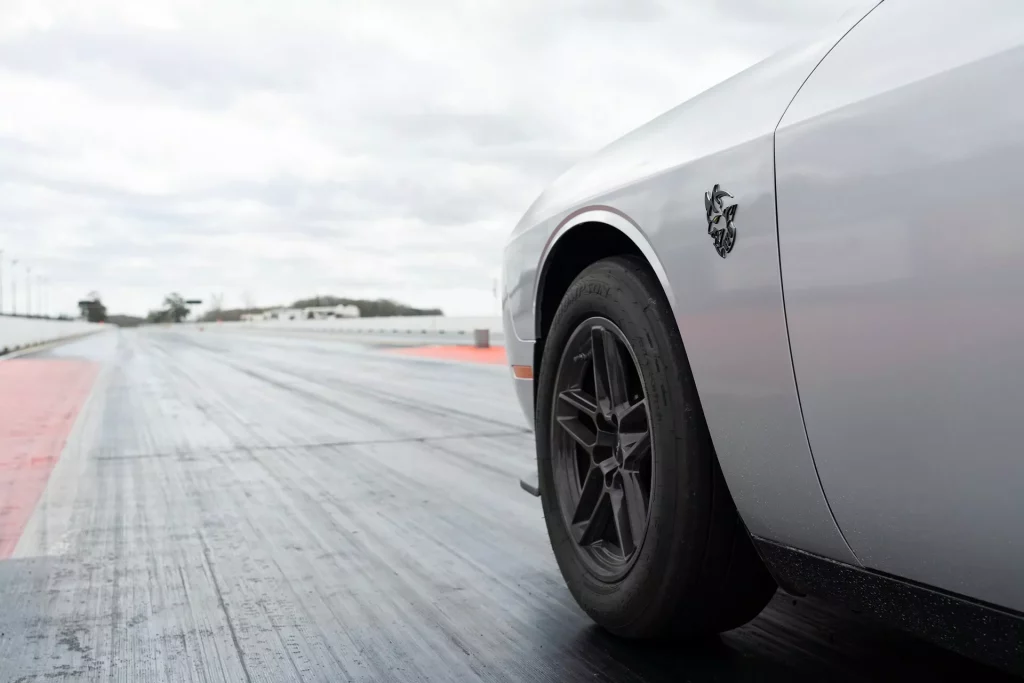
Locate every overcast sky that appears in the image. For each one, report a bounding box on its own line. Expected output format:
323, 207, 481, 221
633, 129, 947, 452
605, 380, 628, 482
0, 0, 861, 318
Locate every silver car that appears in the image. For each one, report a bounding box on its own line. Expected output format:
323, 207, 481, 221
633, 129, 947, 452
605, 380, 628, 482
500, 0, 1024, 672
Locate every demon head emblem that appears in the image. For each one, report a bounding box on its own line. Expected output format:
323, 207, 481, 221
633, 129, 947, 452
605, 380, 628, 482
704, 184, 738, 258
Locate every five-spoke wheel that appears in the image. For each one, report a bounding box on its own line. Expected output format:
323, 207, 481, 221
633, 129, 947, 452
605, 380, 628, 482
551, 317, 654, 581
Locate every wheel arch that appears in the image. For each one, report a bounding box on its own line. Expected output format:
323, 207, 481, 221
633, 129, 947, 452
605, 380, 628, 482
533, 208, 682, 398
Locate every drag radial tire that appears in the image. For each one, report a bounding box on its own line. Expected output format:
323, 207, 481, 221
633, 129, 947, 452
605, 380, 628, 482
536, 256, 776, 638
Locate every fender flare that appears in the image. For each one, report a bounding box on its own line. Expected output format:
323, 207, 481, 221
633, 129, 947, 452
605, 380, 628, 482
532, 205, 681, 340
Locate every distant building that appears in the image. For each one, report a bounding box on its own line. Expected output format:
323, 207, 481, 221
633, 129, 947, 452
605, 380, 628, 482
241, 304, 360, 322
301, 304, 360, 319
272, 308, 304, 321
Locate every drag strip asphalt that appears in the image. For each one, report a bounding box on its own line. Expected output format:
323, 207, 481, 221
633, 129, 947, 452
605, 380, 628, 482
0, 328, 1012, 682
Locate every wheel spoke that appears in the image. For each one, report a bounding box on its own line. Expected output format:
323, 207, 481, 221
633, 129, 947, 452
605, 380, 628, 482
556, 416, 597, 454
558, 388, 599, 419
571, 466, 609, 545
608, 486, 635, 558
619, 470, 648, 547
619, 398, 647, 432
591, 327, 629, 418
620, 430, 651, 466
618, 400, 650, 467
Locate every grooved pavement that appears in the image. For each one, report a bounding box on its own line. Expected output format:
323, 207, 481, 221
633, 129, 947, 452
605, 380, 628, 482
0, 330, 1009, 682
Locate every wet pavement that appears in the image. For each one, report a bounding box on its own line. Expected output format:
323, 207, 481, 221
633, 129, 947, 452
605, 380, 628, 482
0, 329, 1014, 682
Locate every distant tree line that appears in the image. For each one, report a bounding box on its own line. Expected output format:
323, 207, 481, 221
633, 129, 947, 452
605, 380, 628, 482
74, 292, 442, 327
198, 296, 443, 322
106, 314, 146, 327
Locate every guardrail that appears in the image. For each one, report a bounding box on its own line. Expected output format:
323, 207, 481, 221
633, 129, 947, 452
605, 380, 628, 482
195, 316, 505, 346
0, 317, 105, 355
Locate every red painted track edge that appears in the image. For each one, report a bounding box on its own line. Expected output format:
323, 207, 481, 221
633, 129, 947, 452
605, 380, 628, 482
0, 359, 100, 559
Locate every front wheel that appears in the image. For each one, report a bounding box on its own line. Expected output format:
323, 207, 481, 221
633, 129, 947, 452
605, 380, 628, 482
536, 256, 776, 638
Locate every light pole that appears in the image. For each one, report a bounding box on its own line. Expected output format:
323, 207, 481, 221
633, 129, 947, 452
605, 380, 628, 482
10, 259, 17, 315
0, 249, 4, 315
25, 265, 31, 316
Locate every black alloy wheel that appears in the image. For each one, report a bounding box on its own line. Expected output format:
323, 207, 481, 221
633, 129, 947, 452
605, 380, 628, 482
551, 317, 654, 582
536, 256, 776, 639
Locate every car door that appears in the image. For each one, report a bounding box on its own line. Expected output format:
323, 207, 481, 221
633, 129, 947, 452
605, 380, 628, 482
775, 0, 1024, 612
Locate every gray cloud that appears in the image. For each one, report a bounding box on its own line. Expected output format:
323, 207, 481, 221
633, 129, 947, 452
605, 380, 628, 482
0, 29, 304, 96
0, 0, 859, 316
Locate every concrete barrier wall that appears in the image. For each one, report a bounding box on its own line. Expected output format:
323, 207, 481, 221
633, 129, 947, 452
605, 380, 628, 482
196, 316, 505, 343
0, 317, 104, 355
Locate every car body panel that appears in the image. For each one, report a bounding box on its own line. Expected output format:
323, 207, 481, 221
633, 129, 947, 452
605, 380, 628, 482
776, 0, 1024, 610
500, 299, 535, 424
502, 3, 881, 564
502, 0, 879, 344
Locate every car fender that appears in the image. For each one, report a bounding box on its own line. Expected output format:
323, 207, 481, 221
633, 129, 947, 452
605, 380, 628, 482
501, 3, 882, 564
536, 206, 680, 333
